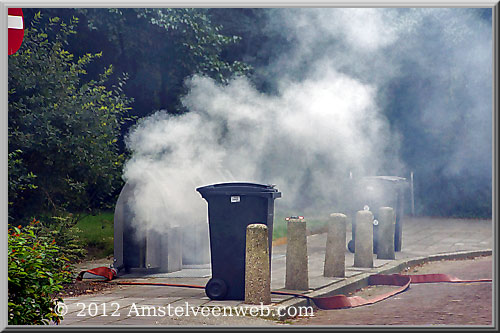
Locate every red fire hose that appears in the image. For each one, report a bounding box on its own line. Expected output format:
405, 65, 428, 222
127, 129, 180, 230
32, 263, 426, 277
76, 267, 491, 310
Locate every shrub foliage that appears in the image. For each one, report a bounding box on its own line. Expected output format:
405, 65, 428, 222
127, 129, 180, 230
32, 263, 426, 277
8, 220, 74, 325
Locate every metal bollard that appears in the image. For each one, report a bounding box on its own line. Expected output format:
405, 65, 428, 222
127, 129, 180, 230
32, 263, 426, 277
377, 207, 396, 260
245, 223, 271, 304
324, 213, 346, 277
354, 210, 374, 268
285, 218, 309, 290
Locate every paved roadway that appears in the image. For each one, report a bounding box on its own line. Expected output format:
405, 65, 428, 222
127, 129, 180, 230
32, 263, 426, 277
291, 255, 493, 326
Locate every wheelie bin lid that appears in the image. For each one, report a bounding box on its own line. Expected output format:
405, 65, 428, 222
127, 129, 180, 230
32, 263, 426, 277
196, 182, 282, 199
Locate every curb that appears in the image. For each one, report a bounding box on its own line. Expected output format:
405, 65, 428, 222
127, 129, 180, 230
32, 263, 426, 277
273, 249, 493, 321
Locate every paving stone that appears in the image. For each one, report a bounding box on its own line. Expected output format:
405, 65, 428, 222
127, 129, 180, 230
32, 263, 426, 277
202, 300, 244, 307
167, 298, 209, 308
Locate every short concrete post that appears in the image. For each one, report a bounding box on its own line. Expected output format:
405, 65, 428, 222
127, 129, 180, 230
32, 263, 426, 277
285, 218, 309, 290
324, 213, 346, 277
245, 224, 271, 305
354, 210, 374, 268
377, 207, 396, 260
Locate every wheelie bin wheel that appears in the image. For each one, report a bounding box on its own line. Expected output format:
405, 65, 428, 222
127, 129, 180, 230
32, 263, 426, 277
347, 239, 355, 253
205, 278, 228, 300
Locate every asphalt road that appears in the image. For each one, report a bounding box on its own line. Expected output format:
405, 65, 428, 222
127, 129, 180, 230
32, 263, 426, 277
291, 255, 493, 327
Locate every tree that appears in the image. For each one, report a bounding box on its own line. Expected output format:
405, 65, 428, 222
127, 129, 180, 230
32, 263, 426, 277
78, 8, 251, 115
208, 8, 288, 94
21, 8, 251, 118
8, 13, 133, 221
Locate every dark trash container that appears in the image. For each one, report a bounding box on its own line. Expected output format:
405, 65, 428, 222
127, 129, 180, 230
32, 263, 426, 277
347, 176, 408, 254
196, 182, 281, 300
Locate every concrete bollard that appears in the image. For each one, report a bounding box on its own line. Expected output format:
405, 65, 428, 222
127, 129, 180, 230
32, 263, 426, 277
324, 213, 346, 277
285, 218, 309, 290
245, 223, 271, 305
377, 207, 396, 260
354, 210, 374, 268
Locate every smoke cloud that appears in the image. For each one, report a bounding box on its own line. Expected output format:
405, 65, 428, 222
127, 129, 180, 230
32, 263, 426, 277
122, 7, 492, 236
258, 8, 492, 215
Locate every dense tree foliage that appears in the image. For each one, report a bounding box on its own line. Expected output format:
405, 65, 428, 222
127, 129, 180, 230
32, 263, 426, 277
8, 13, 133, 221
8, 220, 74, 325
22, 8, 251, 118
208, 8, 288, 93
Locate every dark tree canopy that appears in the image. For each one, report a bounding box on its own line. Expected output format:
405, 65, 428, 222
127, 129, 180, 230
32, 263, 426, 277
22, 8, 251, 118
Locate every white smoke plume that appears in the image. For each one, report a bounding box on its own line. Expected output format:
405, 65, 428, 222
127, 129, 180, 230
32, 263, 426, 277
122, 7, 491, 234
124, 71, 396, 233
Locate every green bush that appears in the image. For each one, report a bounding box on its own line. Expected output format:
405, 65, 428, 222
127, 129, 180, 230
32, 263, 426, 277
37, 215, 87, 263
8, 220, 74, 325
